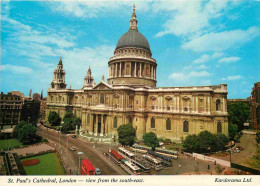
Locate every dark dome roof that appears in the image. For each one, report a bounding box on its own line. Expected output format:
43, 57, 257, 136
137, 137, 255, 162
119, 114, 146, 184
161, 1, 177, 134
116, 30, 150, 51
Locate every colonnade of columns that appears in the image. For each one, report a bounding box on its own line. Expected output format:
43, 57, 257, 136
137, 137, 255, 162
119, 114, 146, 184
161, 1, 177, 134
89, 114, 107, 136
109, 62, 156, 80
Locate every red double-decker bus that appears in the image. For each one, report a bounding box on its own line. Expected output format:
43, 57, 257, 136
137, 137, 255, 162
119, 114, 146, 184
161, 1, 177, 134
81, 159, 95, 175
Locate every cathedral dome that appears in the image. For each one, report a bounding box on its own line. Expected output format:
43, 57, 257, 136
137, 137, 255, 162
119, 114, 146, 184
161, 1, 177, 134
116, 30, 150, 51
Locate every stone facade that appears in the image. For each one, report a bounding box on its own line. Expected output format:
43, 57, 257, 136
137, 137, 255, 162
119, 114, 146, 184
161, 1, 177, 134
0, 92, 23, 129
46, 6, 228, 142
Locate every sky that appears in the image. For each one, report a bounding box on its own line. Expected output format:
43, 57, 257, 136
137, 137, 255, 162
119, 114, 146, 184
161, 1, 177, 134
1, 0, 259, 98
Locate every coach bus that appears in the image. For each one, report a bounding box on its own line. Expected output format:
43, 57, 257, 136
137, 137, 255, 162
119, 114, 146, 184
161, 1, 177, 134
118, 147, 135, 159
131, 144, 151, 153
148, 150, 172, 167
142, 154, 162, 170
81, 159, 95, 175
156, 148, 178, 159
120, 160, 141, 175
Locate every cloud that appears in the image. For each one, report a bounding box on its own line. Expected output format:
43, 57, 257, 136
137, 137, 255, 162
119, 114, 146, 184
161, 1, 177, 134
197, 65, 207, 69
169, 70, 211, 80
45, 1, 150, 19
218, 57, 241, 63
155, 0, 230, 37
55, 45, 115, 88
193, 52, 224, 64
221, 75, 242, 81
182, 26, 260, 52
193, 54, 210, 64
0, 64, 33, 74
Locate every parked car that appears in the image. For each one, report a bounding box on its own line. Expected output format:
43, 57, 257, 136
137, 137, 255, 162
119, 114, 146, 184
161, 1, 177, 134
70, 146, 77, 151
71, 135, 77, 139
95, 168, 101, 175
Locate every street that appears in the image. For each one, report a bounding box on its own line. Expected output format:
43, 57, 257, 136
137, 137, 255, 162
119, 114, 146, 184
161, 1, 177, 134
37, 126, 127, 175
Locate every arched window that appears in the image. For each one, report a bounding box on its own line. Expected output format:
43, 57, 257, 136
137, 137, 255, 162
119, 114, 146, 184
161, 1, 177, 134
166, 119, 171, 130
216, 99, 220, 111
183, 120, 189, 132
87, 114, 90, 125
113, 117, 117, 128
151, 118, 155, 128
100, 94, 104, 104
217, 122, 222, 133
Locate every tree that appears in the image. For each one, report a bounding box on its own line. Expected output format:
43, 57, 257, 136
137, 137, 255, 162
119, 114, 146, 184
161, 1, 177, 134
17, 124, 37, 144
143, 132, 159, 150
13, 121, 27, 138
227, 101, 250, 132
117, 124, 135, 146
61, 110, 81, 133
48, 111, 61, 126
228, 124, 238, 140
20, 100, 40, 125
183, 131, 229, 153
183, 134, 199, 152
197, 131, 216, 153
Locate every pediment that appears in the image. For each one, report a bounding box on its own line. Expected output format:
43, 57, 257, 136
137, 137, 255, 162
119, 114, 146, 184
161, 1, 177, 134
93, 81, 112, 90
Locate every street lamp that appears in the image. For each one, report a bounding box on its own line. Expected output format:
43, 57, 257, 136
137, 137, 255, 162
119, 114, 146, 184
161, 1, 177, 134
59, 125, 62, 150
77, 151, 83, 175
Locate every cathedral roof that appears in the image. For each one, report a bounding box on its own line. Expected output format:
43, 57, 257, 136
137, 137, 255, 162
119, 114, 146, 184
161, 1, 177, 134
116, 30, 150, 51
115, 4, 150, 51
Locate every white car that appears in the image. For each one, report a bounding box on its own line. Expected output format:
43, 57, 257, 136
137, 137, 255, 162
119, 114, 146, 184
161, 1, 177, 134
69, 146, 77, 151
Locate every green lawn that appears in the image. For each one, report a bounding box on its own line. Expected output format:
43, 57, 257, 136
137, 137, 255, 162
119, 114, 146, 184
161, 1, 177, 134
22, 153, 65, 175
0, 139, 23, 150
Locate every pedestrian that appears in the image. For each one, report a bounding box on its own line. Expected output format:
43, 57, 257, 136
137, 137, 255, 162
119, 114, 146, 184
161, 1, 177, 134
179, 164, 181, 168
208, 164, 210, 170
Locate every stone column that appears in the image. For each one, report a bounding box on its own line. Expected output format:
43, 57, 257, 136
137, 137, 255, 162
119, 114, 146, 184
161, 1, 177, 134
223, 98, 225, 113
140, 63, 142, 77
151, 65, 153, 79
208, 97, 211, 114
134, 62, 137, 77
203, 97, 206, 113
115, 63, 118, 77
154, 68, 156, 80
94, 114, 98, 136
100, 114, 104, 136
119, 62, 122, 77
196, 96, 199, 113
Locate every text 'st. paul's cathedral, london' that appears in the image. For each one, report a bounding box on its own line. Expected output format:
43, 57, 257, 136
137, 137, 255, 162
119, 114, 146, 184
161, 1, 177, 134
46, 5, 228, 142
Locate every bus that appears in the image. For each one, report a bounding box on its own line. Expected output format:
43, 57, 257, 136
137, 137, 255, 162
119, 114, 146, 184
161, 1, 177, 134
131, 144, 151, 153
132, 158, 151, 173
106, 149, 124, 165
142, 154, 162, 170
148, 150, 172, 167
81, 159, 95, 175
155, 148, 178, 160
118, 147, 135, 159
120, 160, 141, 175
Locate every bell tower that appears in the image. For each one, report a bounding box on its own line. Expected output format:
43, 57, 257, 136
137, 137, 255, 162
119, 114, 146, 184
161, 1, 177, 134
83, 66, 94, 88
50, 57, 67, 89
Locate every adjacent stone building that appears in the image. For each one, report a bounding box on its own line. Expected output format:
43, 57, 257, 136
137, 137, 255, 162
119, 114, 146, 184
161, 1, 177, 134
251, 82, 260, 129
0, 92, 23, 129
46, 5, 228, 142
